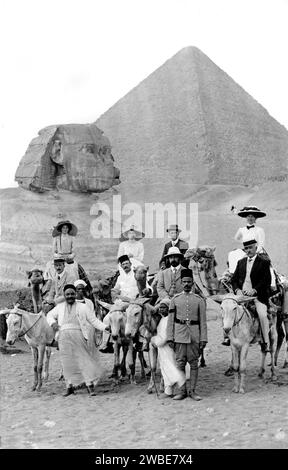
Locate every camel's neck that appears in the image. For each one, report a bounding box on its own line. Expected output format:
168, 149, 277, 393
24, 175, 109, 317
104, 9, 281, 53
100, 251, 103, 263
202, 259, 219, 294
31, 283, 42, 313
137, 278, 147, 293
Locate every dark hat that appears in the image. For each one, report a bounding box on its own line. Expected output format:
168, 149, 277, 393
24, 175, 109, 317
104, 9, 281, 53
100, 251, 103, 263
52, 220, 78, 237
181, 268, 193, 279
166, 224, 181, 233
119, 225, 145, 242
118, 254, 130, 264
237, 206, 266, 219
63, 284, 76, 292
243, 237, 257, 247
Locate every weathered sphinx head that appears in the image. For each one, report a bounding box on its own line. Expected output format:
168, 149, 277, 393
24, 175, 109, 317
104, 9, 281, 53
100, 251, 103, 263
15, 123, 120, 193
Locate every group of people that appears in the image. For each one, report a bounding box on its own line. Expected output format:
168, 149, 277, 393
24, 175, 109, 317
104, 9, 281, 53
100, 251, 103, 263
36, 205, 279, 399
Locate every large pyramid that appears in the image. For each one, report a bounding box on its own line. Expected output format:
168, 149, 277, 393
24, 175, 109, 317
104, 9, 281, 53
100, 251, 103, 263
96, 46, 288, 191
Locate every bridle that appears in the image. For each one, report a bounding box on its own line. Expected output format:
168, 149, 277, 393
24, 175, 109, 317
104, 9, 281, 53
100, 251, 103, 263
127, 302, 145, 335
222, 297, 250, 328
11, 310, 43, 338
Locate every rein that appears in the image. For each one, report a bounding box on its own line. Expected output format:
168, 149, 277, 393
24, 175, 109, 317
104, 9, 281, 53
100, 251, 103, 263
223, 298, 251, 328
17, 313, 43, 338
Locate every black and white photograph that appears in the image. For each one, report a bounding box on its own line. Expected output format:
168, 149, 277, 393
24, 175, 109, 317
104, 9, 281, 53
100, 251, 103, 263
1, 0, 288, 454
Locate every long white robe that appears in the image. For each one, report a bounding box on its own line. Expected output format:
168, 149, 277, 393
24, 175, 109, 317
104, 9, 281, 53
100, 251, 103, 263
151, 316, 185, 390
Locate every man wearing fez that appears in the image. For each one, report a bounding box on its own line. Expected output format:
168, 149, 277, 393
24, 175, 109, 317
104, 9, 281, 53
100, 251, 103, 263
99, 254, 152, 353
157, 247, 186, 300
112, 255, 152, 302
161, 224, 189, 268
231, 236, 271, 353
167, 268, 207, 401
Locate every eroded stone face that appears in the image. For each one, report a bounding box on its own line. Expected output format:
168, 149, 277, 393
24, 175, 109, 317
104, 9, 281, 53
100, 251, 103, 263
15, 123, 120, 193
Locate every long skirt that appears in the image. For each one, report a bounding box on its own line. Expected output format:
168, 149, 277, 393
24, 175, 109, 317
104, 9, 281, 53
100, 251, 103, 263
59, 328, 103, 387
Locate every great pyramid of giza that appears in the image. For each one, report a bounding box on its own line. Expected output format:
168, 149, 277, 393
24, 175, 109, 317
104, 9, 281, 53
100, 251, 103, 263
96, 46, 288, 191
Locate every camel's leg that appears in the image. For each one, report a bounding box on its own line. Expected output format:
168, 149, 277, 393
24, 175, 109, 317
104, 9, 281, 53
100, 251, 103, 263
31, 347, 39, 391
43, 347, 51, 381
147, 346, 157, 394
36, 346, 45, 391
239, 344, 249, 393
232, 346, 240, 393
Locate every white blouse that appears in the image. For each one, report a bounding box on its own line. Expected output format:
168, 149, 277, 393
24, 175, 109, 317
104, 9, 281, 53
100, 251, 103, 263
234, 226, 265, 252
117, 240, 144, 267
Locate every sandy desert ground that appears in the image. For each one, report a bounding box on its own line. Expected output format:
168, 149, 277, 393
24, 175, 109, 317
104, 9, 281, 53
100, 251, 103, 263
1, 306, 288, 450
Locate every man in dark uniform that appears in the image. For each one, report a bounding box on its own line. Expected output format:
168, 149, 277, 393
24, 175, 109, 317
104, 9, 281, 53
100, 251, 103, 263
161, 224, 189, 268
166, 269, 207, 401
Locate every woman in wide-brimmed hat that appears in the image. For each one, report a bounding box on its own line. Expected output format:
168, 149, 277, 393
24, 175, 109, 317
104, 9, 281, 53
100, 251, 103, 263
117, 225, 145, 269
52, 220, 78, 262
234, 206, 266, 252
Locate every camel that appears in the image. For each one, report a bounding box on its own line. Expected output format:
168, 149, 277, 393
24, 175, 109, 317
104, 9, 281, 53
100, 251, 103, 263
27, 268, 51, 314
133, 265, 152, 297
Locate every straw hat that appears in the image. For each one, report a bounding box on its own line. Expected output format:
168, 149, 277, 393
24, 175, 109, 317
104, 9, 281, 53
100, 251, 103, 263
119, 225, 145, 242
52, 220, 78, 237
237, 206, 266, 218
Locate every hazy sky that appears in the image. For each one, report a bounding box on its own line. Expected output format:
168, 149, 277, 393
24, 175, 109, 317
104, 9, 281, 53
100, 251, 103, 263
1, 0, 287, 188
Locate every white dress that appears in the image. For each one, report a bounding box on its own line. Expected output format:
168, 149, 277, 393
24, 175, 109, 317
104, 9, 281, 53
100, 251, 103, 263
117, 240, 144, 268
151, 316, 186, 393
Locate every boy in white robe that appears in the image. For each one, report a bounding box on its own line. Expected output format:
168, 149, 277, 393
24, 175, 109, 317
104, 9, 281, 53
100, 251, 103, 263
150, 298, 186, 398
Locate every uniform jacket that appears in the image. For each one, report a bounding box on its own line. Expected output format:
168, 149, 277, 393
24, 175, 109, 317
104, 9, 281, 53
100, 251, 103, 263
166, 291, 207, 344
46, 301, 106, 340
231, 255, 271, 305
161, 239, 189, 268
157, 266, 186, 299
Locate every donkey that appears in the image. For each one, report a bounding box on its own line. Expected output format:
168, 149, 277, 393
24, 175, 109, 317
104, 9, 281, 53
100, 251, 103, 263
106, 306, 130, 383
214, 294, 277, 393
141, 303, 164, 394
2, 306, 56, 391
124, 298, 152, 383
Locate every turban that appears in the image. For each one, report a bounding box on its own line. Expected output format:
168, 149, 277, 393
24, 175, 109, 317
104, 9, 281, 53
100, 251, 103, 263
74, 279, 87, 288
